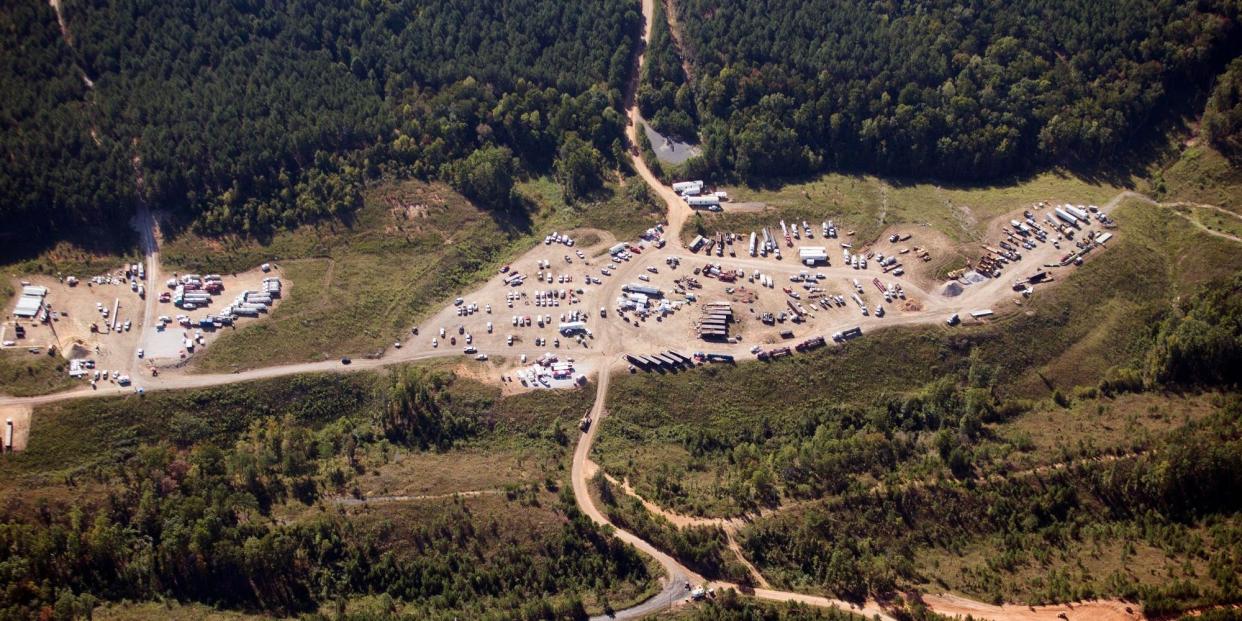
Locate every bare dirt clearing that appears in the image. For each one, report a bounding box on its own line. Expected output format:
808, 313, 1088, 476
0, 404, 31, 451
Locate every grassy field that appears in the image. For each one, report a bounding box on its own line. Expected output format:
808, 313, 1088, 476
514, 175, 663, 241
1, 236, 139, 285
94, 603, 272, 621
700, 171, 1124, 245
1174, 203, 1242, 238
0, 348, 78, 397
2, 363, 593, 495
1155, 145, 1242, 214
911, 515, 1238, 607
161, 177, 658, 372
352, 380, 596, 498
987, 392, 1219, 471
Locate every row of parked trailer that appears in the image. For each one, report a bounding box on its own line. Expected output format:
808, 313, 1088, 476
755, 326, 862, 361
626, 350, 695, 371
697, 302, 733, 340
217, 278, 282, 319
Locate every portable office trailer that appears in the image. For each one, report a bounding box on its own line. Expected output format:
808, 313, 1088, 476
687, 195, 721, 210
1055, 207, 1080, 226
798, 247, 828, 265
833, 326, 863, 341
795, 336, 826, 352
970, 309, 994, 318
623, 284, 662, 297
672, 180, 704, 194
689, 236, 706, 252
558, 321, 588, 335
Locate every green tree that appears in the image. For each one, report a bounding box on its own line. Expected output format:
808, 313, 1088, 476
554, 133, 604, 202
447, 145, 517, 208
1203, 58, 1242, 160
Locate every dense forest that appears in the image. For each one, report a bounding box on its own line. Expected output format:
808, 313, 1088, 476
5, 0, 1242, 241
637, 0, 697, 140
1204, 57, 1242, 160
0, 369, 651, 619
672, 0, 1240, 180
1, 0, 640, 241
0, 3, 133, 241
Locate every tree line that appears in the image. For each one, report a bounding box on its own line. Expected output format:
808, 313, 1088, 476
669, 0, 1240, 181
1, 0, 641, 242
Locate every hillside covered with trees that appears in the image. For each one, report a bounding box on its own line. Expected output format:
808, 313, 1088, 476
1, 0, 640, 242
0, 370, 653, 619
671, 0, 1240, 180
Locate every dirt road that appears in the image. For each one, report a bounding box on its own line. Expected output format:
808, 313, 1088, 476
2, 2, 1199, 619
131, 202, 161, 377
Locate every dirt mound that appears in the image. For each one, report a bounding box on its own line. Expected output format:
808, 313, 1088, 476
66, 342, 91, 360
942, 281, 964, 297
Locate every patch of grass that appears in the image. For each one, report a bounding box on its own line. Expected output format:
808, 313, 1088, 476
165, 181, 527, 370
4, 372, 381, 482
1155, 145, 1242, 214
707, 171, 1123, 245
1174, 204, 1242, 239
737, 402, 1242, 607
0, 236, 139, 288
354, 382, 595, 497
911, 517, 1233, 606
596, 327, 955, 516
515, 175, 663, 242
0, 348, 78, 397
986, 392, 1217, 471
2, 365, 597, 511
93, 602, 272, 621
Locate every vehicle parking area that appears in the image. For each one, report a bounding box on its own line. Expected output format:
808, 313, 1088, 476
3, 268, 147, 379
406, 196, 1121, 388
140, 265, 285, 367
410, 231, 617, 381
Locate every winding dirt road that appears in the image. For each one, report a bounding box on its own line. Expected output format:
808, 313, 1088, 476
7, 1, 1233, 619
